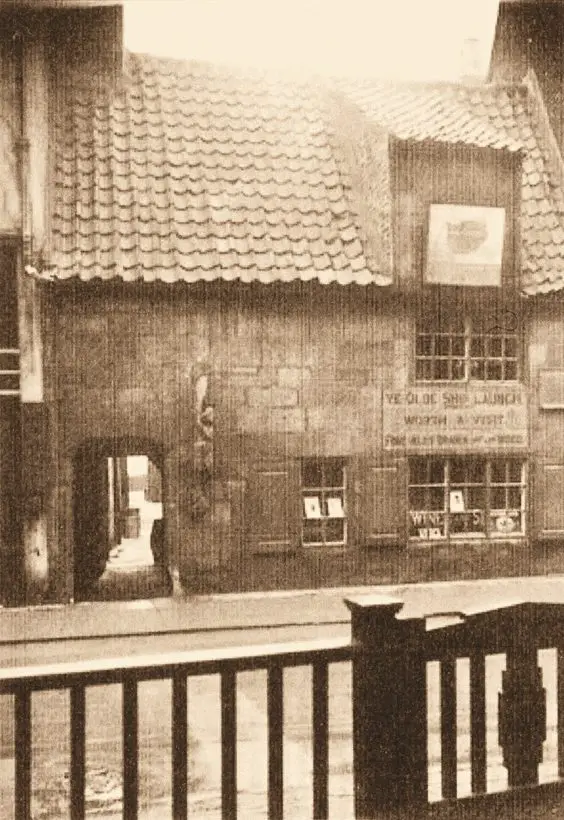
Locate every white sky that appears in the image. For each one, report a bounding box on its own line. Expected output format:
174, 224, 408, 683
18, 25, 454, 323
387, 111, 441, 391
124, 0, 501, 82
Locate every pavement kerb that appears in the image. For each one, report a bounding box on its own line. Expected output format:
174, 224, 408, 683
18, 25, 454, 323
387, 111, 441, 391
1, 575, 564, 645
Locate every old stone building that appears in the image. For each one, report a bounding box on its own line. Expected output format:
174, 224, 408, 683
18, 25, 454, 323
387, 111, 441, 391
3, 0, 564, 604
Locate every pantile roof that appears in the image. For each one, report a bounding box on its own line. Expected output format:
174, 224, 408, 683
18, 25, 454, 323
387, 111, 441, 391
47, 51, 564, 295
50, 52, 388, 286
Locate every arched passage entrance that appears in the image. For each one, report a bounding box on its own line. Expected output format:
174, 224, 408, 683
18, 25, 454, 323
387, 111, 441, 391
72, 437, 170, 601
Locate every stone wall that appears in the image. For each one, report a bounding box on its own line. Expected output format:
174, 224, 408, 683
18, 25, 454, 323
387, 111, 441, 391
47, 280, 405, 598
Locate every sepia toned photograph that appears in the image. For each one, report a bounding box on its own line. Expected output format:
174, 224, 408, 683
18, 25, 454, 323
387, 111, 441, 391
2, 0, 564, 817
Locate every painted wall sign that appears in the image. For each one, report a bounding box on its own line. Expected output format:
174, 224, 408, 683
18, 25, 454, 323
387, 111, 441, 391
425, 204, 505, 287
383, 385, 528, 451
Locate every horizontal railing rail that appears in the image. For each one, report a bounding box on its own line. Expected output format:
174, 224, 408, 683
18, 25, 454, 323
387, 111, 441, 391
0, 637, 351, 693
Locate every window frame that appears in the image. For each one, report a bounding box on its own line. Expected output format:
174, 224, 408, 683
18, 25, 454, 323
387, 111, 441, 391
408, 456, 526, 542
301, 457, 347, 548
415, 315, 520, 384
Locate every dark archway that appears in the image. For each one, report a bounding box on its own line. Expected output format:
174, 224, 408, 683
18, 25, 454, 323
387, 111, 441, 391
72, 437, 168, 601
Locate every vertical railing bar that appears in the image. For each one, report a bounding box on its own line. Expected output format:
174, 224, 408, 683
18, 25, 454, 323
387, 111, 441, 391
470, 653, 487, 795
70, 685, 86, 820
172, 673, 188, 820
558, 648, 564, 779
267, 665, 284, 820
440, 658, 457, 800
221, 669, 237, 820
122, 676, 139, 820
15, 689, 32, 820
312, 661, 329, 820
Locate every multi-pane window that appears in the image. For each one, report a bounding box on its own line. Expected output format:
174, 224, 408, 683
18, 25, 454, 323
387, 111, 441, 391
408, 457, 526, 540
301, 458, 346, 547
416, 316, 518, 382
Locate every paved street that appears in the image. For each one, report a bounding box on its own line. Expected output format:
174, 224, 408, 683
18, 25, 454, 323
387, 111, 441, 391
1, 576, 564, 817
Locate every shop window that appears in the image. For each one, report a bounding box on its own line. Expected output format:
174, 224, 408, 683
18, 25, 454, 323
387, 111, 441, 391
416, 314, 518, 382
408, 456, 526, 540
301, 458, 347, 547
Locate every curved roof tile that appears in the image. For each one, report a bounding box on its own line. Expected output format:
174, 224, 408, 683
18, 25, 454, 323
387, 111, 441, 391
46, 52, 564, 294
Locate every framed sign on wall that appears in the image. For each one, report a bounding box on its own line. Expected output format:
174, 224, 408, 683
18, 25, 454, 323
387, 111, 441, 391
425, 204, 506, 287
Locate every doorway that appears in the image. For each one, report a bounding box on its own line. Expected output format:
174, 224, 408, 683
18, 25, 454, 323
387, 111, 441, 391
73, 443, 170, 601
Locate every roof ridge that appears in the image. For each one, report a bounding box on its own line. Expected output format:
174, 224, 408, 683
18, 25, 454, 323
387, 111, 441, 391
125, 50, 529, 98
333, 74, 528, 96
124, 49, 325, 92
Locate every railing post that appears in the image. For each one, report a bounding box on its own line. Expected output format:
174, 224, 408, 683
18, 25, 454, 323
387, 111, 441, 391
345, 594, 427, 820
498, 604, 546, 788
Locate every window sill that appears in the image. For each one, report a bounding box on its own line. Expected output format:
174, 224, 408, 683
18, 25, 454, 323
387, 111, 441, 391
408, 535, 526, 548
412, 379, 520, 386
302, 542, 347, 550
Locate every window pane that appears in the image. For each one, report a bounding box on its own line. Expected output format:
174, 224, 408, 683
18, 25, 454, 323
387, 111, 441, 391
409, 457, 429, 484
466, 460, 486, 484
409, 510, 446, 539
465, 487, 485, 509
416, 359, 433, 381
507, 460, 522, 483
435, 360, 450, 380
504, 336, 517, 358
486, 361, 503, 381
429, 487, 445, 509
450, 510, 485, 535
504, 360, 518, 380
428, 459, 445, 484
451, 336, 465, 357
303, 520, 323, 544
409, 517, 426, 538
409, 488, 427, 508
488, 336, 503, 357
416, 335, 432, 356
489, 510, 522, 535
451, 359, 465, 380
507, 487, 522, 509
490, 487, 506, 508
470, 336, 485, 358
325, 519, 345, 543
450, 459, 467, 484
470, 359, 485, 380
490, 460, 506, 484
303, 460, 322, 487
324, 460, 344, 488
437, 335, 452, 356
451, 458, 485, 485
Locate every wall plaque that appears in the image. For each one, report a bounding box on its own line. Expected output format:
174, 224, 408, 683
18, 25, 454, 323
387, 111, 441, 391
538, 369, 564, 409
426, 204, 505, 287
383, 384, 528, 451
